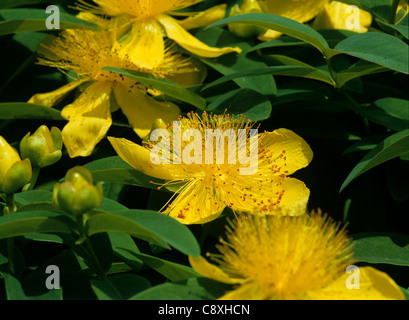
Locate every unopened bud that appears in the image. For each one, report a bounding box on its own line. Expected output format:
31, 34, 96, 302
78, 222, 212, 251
20, 125, 62, 168
53, 166, 103, 216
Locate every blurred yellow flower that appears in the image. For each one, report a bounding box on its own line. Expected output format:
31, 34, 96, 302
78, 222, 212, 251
255, 0, 373, 40
76, 0, 241, 67
108, 112, 313, 224
257, 0, 328, 40
313, 1, 372, 33
189, 212, 405, 300
28, 27, 204, 158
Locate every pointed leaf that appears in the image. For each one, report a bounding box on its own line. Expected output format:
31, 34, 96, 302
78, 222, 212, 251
340, 129, 409, 191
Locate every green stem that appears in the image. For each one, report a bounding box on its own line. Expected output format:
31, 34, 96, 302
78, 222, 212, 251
326, 58, 338, 88
76, 215, 107, 280
22, 166, 40, 192
389, 0, 400, 24
4, 194, 17, 274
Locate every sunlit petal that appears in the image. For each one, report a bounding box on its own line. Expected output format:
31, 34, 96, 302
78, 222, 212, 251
157, 14, 241, 58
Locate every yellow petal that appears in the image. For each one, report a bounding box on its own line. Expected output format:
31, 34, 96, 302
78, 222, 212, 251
113, 85, 180, 139
312, 1, 372, 33
107, 137, 181, 181
262, 0, 327, 23
232, 176, 310, 216
28, 78, 89, 107
301, 267, 405, 300
219, 283, 270, 300
113, 19, 165, 69
259, 128, 313, 175
257, 29, 283, 41
257, 0, 327, 41
188, 255, 242, 285
176, 4, 227, 30
61, 82, 112, 157
165, 58, 207, 88
76, 11, 110, 28
164, 179, 225, 224
157, 14, 242, 58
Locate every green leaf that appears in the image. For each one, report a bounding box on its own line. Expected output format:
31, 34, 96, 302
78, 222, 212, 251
352, 233, 409, 266
333, 32, 409, 74
108, 232, 143, 271
129, 251, 200, 281
0, 8, 97, 36
207, 88, 272, 121
0, 0, 53, 9
1, 270, 27, 300
202, 55, 335, 89
335, 61, 389, 88
84, 209, 200, 257
103, 67, 206, 110
193, 26, 277, 96
340, 129, 409, 191
0, 211, 76, 240
84, 156, 166, 190
130, 277, 231, 300
91, 273, 151, 300
362, 97, 409, 131
0, 103, 63, 120
207, 13, 332, 56
376, 16, 409, 39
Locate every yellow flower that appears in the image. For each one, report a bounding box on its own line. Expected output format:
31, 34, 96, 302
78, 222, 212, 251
257, 0, 328, 41
189, 212, 405, 300
75, 0, 241, 68
0, 136, 32, 195
108, 111, 313, 224
313, 1, 372, 33
28, 27, 204, 158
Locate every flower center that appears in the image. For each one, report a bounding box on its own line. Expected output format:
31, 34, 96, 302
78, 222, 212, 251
212, 213, 354, 299
37, 28, 193, 87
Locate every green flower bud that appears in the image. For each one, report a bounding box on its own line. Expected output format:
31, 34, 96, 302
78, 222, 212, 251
53, 166, 103, 217
20, 125, 63, 168
0, 136, 32, 194
228, 0, 267, 38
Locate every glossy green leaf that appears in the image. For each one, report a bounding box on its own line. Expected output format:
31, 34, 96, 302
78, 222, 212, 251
1, 270, 27, 300
0, 211, 76, 240
206, 66, 335, 89
84, 209, 200, 257
333, 32, 409, 74
340, 129, 409, 191
0, 103, 63, 120
0, 8, 97, 36
335, 61, 389, 88
194, 26, 277, 96
207, 13, 332, 56
362, 97, 409, 131
103, 67, 206, 110
207, 88, 272, 121
130, 251, 200, 281
352, 233, 409, 266
84, 156, 165, 190
91, 273, 151, 300
130, 277, 231, 300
